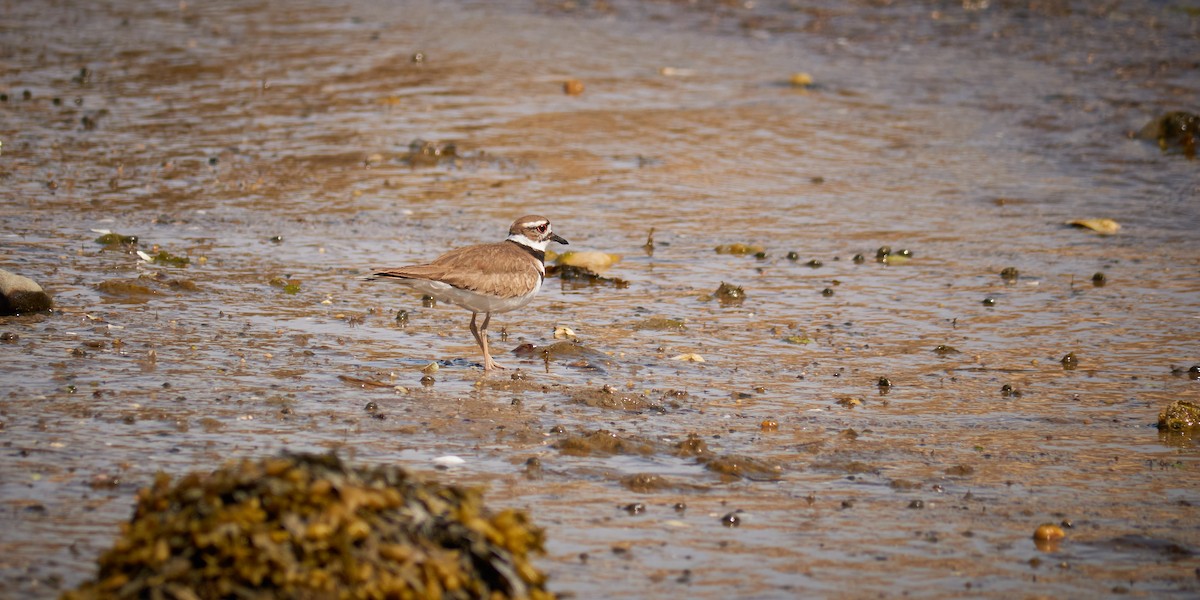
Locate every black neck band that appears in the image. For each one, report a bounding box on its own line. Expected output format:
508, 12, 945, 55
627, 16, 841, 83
506, 239, 545, 264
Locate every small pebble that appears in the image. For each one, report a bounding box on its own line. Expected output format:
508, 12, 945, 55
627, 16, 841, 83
1033, 523, 1066, 541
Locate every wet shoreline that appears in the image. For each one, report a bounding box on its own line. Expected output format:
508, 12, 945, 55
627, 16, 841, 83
2, 0, 1199, 598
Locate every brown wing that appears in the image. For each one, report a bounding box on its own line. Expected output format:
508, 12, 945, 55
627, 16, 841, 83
371, 242, 542, 299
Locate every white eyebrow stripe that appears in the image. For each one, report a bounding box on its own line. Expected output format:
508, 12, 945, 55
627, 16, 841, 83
521, 220, 549, 229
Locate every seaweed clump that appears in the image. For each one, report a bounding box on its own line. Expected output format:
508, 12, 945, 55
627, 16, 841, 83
711, 282, 745, 307
1136, 111, 1197, 159
404, 138, 459, 166
546, 264, 629, 289
1158, 400, 1200, 432
62, 452, 552, 600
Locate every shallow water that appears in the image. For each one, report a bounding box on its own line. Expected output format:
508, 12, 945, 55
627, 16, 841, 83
2, 0, 1199, 597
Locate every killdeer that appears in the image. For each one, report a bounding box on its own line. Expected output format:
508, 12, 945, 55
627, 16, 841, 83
367, 215, 568, 371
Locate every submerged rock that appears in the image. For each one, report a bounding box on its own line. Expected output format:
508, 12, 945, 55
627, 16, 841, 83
781, 335, 812, 345
95, 276, 192, 302
553, 429, 657, 457
0, 269, 53, 315
404, 138, 459, 166
714, 243, 764, 255
875, 247, 913, 265
702, 454, 783, 482
619, 473, 673, 493
569, 384, 663, 412
62, 452, 552, 600
511, 340, 612, 371
631, 316, 687, 331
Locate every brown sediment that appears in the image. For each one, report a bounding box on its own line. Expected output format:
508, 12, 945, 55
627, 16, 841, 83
1, 0, 1198, 598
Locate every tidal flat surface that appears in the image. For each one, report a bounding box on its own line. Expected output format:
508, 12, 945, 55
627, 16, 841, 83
1, 0, 1198, 597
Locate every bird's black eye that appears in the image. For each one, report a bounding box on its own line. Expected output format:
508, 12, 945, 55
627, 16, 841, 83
536, 224, 548, 233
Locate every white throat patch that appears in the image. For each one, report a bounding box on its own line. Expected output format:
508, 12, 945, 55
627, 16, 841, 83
508, 232, 550, 252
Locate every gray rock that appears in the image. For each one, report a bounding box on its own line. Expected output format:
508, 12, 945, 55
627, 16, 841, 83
0, 269, 53, 315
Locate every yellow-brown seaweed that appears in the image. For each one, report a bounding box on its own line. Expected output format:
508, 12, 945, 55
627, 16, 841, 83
62, 452, 553, 600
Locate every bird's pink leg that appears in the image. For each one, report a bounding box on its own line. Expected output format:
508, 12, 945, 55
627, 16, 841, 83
478, 312, 503, 371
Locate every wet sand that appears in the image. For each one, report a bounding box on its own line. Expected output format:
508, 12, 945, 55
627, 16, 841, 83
1, 0, 1199, 597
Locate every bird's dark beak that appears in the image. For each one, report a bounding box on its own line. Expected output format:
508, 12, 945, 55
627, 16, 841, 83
550, 233, 568, 245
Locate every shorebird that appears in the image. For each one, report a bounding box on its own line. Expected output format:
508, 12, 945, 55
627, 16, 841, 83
367, 215, 568, 371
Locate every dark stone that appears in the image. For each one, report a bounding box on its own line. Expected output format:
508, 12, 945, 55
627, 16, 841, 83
0, 269, 53, 315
